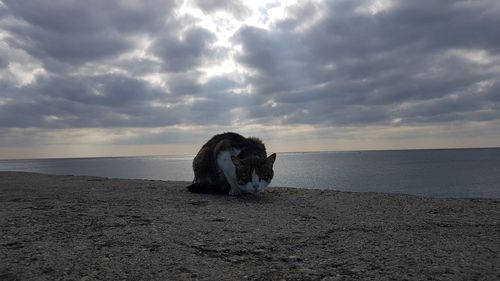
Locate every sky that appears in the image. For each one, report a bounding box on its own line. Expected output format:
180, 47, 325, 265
1, 0, 500, 159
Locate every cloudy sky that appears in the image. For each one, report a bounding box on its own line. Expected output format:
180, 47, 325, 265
1, 0, 499, 159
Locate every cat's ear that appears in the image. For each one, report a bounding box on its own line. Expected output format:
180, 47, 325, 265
231, 156, 242, 166
266, 153, 277, 166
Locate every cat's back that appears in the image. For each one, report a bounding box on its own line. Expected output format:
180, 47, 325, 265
209, 133, 267, 158
192, 132, 267, 179
202, 132, 247, 149
192, 132, 246, 180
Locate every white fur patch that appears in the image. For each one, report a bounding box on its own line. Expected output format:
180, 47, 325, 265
216, 149, 240, 195
217, 150, 236, 181
241, 169, 269, 194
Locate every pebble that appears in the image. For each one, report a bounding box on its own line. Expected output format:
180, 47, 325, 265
253, 249, 267, 254
281, 255, 301, 262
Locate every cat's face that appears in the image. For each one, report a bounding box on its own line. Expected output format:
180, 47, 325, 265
231, 153, 276, 194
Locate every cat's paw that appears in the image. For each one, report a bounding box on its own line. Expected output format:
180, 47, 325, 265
229, 187, 242, 196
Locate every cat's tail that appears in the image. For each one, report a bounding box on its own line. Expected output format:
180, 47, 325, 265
186, 182, 228, 194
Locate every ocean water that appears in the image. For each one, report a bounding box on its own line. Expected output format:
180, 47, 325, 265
1, 148, 499, 198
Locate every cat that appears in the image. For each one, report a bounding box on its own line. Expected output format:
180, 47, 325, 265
187, 132, 276, 196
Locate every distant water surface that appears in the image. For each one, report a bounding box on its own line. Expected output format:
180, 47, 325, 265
1, 148, 499, 198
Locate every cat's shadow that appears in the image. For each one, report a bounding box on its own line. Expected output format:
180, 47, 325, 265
189, 191, 277, 205
233, 193, 274, 204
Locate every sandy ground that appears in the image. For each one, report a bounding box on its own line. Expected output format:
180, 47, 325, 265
0, 172, 499, 281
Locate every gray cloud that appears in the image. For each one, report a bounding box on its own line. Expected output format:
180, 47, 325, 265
192, 0, 251, 19
0, 74, 169, 128
1, 0, 500, 151
0, 71, 252, 129
233, 0, 500, 127
0, 38, 9, 69
151, 26, 218, 72
114, 58, 162, 77
2, 0, 176, 71
0, 52, 7, 69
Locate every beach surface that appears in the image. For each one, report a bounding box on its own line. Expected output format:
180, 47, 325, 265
1, 172, 499, 281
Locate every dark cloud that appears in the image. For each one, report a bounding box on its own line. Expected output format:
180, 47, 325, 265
0, 1, 7, 19
0, 71, 251, 129
233, 0, 500, 127
151, 26, 218, 72
0, 74, 170, 128
3, 0, 173, 34
165, 73, 240, 97
112, 58, 162, 77
0, 0, 500, 147
2, 0, 177, 70
0, 52, 7, 68
193, 0, 251, 19
166, 72, 203, 96
0, 0, 240, 129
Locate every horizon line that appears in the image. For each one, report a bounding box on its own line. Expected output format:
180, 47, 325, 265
1, 145, 499, 161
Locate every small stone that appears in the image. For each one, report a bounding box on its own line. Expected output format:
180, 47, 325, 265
253, 249, 267, 254
321, 276, 346, 281
281, 255, 301, 262
187, 200, 209, 206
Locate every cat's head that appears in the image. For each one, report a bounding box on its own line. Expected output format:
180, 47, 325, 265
231, 153, 276, 194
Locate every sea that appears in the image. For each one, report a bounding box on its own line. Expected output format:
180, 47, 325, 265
1, 148, 499, 199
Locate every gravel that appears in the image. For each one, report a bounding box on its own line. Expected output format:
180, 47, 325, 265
1, 172, 499, 280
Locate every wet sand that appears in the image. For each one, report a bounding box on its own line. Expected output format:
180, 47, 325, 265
1, 172, 499, 280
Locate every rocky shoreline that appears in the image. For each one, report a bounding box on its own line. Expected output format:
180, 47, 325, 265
1, 172, 499, 280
